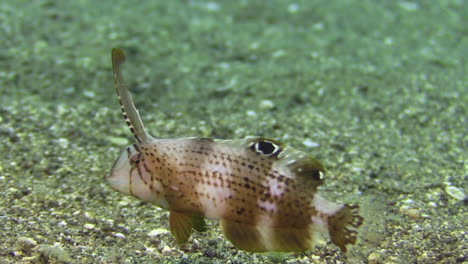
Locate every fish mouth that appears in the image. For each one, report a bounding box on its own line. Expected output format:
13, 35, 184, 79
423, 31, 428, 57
107, 145, 136, 194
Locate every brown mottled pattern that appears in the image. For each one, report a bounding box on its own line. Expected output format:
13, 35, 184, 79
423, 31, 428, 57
130, 137, 329, 251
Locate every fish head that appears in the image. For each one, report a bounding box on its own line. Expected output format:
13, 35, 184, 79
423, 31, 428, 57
107, 143, 169, 208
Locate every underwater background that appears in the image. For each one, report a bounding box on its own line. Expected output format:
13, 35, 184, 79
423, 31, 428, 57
0, 0, 466, 263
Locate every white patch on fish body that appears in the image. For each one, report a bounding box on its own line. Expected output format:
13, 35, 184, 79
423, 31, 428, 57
266, 177, 285, 197
195, 164, 235, 220
313, 194, 343, 216
254, 215, 278, 250
256, 200, 277, 213
310, 195, 343, 233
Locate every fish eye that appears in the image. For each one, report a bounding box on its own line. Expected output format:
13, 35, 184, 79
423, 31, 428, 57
312, 170, 324, 181
250, 140, 281, 157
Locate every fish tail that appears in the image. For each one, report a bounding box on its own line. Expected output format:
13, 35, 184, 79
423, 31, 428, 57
328, 204, 364, 252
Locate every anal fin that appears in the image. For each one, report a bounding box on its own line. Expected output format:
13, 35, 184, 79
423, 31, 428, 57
220, 219, 267, 252
220, 219, 314, 252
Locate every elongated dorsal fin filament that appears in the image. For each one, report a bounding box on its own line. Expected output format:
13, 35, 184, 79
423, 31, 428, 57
112, 48, 154, 143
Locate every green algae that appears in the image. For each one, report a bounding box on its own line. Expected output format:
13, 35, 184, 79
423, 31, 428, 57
0, 1, 466, 263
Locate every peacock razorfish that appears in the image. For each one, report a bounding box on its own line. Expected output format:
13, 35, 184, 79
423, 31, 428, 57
107, 48, 363, 252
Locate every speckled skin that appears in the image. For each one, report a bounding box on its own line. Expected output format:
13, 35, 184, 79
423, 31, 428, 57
114, 137, 324, 220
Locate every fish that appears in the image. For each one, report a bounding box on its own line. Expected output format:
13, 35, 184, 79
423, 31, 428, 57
107, 48, 363, 252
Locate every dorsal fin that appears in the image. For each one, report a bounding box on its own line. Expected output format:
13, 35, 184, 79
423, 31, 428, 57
112, 48, 154, 143
278, 148, 325, 189
228, 137, 326, 189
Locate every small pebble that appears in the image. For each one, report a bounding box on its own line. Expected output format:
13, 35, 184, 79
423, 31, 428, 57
399, 1, 419, 11
399, 205, 420, 219
162, 245, 172, 255
83, 90, 95, 98
118, 200, 129, 206
246, 110, 257, 117
16, 237, 38, 252
134, 242, 146, 251
108, 136, 129, 145
113, 232, 125, 238
203, 2, 220, 11
37, 245, 70, 262
84, 223, 95, 230
368, 252, 381, 264
445, 185, 466, 201
287, 3, 299, 13
406, 208, 420, 219
259, 100, 275, 110
303, 140, 319, 148
272, 50, 286, 58
147, 228, 169, 237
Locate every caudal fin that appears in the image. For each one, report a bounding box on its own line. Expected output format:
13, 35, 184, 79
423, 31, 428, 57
328, 204, 364, 252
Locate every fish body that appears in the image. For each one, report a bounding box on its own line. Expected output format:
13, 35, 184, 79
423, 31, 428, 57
107, 48, 363, 252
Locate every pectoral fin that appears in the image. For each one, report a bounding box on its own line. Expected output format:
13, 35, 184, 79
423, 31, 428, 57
169, 211, 193, 244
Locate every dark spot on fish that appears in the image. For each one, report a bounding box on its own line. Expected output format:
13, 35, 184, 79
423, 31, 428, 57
311, 169, 323, 181
236, 208, 245, 215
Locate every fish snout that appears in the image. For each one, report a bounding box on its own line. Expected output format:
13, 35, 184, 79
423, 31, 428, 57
107, 145, 135, 195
